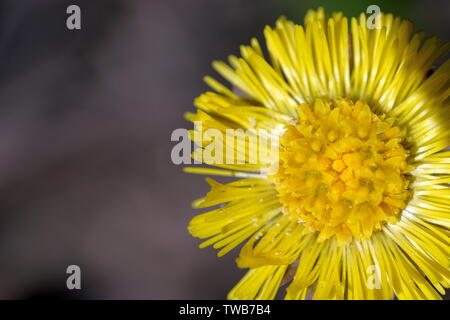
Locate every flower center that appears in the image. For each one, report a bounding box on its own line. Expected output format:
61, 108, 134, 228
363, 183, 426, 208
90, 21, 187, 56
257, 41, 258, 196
272, 99, 411, 244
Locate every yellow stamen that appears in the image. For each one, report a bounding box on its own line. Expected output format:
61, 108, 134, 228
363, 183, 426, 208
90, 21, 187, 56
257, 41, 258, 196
272, 99, 410, 244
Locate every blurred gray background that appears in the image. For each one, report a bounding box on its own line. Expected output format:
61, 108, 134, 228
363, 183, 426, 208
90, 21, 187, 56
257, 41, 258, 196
0, 0, 447, 299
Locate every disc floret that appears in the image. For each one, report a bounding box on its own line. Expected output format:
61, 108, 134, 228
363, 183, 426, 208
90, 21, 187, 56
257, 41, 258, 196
272, 99, 410, 244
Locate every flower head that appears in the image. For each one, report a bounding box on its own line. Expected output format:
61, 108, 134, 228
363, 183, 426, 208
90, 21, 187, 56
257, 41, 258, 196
184, 8, 450, 299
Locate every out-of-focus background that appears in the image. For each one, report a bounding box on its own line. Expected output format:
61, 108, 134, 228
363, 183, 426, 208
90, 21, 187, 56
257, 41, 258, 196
0, 0, 447, 299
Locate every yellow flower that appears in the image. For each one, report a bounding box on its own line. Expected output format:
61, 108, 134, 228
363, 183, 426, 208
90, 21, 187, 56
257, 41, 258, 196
183, 8, 450, 299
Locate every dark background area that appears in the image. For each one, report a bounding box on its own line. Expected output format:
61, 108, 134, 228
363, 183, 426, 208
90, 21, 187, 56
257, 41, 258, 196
0, 0, 447, 299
